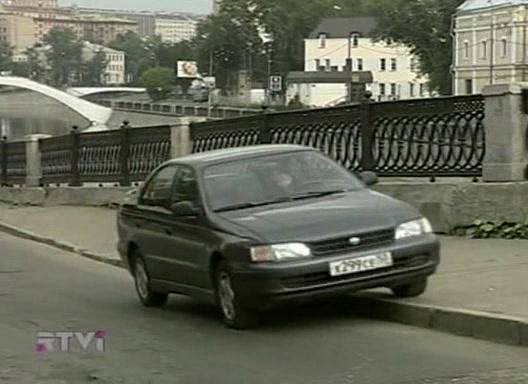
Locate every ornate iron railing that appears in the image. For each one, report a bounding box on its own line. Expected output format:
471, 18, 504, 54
0, 139, 27, 186
39, 125, 172, 186
191, 95, 486, 177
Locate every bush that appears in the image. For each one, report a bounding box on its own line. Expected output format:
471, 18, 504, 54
453, 220, 528, 240
140, 67, 175, 101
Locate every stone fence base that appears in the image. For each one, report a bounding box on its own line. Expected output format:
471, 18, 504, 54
0, 182, 527, 233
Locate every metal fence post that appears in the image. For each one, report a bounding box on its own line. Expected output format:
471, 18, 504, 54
120, 121, 131, 186
69, 126, 81, 187
360, 102, 375, 171
259, 111, 272, 144
1, 137, 7, 186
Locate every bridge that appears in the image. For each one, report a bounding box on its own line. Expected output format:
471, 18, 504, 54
66, 87, 146, 98
0, 77, 113, 128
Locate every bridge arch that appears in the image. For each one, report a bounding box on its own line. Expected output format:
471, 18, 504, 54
0, 76, 112, 127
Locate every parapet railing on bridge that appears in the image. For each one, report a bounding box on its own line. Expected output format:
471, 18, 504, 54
96, 99, 261, 119
0, 95, 487, 187
191, 95, 486, 178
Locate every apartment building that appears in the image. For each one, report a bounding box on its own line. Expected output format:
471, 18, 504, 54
82, 41, 125, 84
0, 11, 35, 53
453, 0, 528, 95
154, 15, 198, 43
299, 17, 429, 106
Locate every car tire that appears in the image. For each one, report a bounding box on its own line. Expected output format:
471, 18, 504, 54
391, 278, 428, 298
214, 260, 258, 330
132, 251, 169, 308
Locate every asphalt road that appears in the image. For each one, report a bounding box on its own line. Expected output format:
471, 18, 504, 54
1, 232, 527, 384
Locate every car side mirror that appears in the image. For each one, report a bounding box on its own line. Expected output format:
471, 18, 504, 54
170, 201, 201, 217
360, 171, 379, 186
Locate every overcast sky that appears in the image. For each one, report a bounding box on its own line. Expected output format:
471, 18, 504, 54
58, 0, 212, 14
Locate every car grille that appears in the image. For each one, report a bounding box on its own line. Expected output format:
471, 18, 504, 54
281, 255, 430, 289
308, 229, 395, 257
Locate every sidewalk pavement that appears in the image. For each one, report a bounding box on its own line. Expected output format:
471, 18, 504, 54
0, 203, 526, 343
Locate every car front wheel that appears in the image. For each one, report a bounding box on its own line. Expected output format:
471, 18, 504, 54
215, 260, 257, 329
133, 252, 168, 308
391, 278, 428, 298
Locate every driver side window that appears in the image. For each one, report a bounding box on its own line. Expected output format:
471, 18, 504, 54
141, 166, 178, 208
171, 167, 200, 205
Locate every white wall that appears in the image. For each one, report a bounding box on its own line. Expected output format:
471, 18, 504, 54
287, 83, 348, 107
304, 36, 430, 104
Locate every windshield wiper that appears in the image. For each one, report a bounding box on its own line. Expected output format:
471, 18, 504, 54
291, 189, 349, 201
214, 197, 293, 213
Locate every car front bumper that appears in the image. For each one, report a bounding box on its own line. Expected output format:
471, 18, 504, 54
230, 235, 440, 309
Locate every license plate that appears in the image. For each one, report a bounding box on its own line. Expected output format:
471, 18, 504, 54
329, 252, 393, 277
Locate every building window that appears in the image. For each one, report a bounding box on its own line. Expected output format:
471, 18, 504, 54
380, 58, 386, 71
325, 58, 331, 71
345, 58, 353, 71
464, 41, 469, 59
465, 79, 473, 95
319, 33, 326, 48
351, 33, 359, 48
379, 83, 386, 96
331, 65, 338, 72
410, 83, 415, 97
391, 58, 397, 71
501, 38, 507, 57
420, 83, 426, 97
481, 40, 487, 59
357, 58, 363, 71
390, 83, 397, 96
410, 57, 417, 72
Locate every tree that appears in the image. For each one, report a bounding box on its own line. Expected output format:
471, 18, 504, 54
109, 32, 155, 84
140, 67, 175, 101
375, 0, 465, 95
82, 50, 108, 86
43, 28, 83, 87
0, 41, 13, 72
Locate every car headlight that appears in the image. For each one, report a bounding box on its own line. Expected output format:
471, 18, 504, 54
395, 218, 433, 240
250, 243, 312, 262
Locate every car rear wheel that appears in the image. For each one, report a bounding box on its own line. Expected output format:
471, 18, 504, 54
215, 260, 258, 329
133, 252, 168, 308
391, 278, 428, 298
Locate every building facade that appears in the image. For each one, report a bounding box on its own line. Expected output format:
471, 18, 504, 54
154, 15, 198, 43
453, 0, 528, 95
301, 17, 430, 106
7, 0, 57, 8
82, 41, 125, 85
0, 11, 36, 53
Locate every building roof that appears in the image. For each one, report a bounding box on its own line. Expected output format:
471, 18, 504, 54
286, 71, 373, 84
308, 17, 378, 39
458, 0, 528, 12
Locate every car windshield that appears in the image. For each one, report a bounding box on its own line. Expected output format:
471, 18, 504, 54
203, 151, 364, 212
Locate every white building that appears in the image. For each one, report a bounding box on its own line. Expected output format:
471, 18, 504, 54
82, 42, 125, 85
453, 0, 528, 95
154, 15, 198, 43
297, 17, 430, 107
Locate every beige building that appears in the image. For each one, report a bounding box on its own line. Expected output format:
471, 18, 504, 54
299, 17, 430, 107
7, 0, 57, 7
82, 41, 125, 85
453, 0, 528, 95
154, 15, 198, 43
0, 11, 36, 53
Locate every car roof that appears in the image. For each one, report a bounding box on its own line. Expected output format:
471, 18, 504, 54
166, 145, 315, 167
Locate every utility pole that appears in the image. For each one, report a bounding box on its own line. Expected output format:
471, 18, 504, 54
209, 51, 214, 77
489, 16, 494, 85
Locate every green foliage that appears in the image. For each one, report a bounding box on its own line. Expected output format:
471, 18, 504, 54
0, 41, 13, 72
43, 28, 83, 87
454, 220, 528, 240
140, 67, 175, 101
375, 0, 465, 95
82, 50, 108, 86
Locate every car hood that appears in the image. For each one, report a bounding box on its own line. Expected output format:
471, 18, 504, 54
217, 189, 420, 243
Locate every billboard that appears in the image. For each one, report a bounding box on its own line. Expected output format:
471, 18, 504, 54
177, 61, 199, 78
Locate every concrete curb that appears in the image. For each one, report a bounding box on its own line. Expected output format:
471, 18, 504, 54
352, 296, 528, 347
0, 220, 526, 347
0, 221, 123, 268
